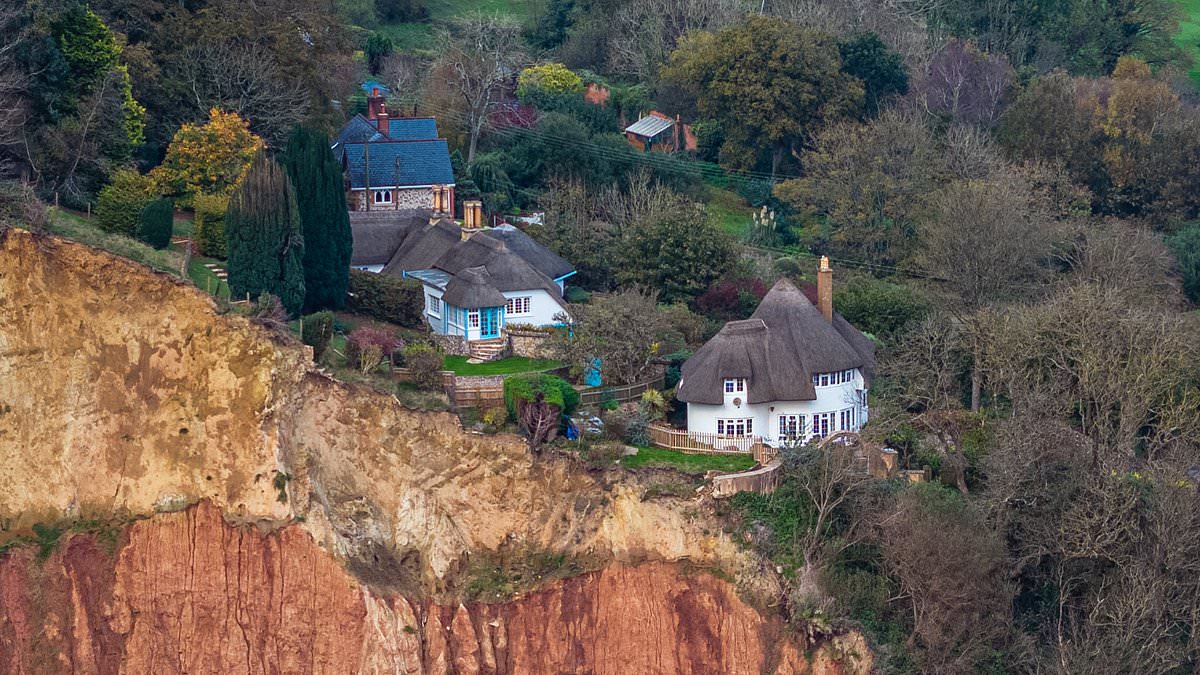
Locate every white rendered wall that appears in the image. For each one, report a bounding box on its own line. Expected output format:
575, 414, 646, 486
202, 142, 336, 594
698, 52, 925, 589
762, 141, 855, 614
684, 370, 868, 445
501, 289, 568, 328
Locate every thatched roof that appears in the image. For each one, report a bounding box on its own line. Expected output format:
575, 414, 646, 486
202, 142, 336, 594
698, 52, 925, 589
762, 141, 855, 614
677, 279, 875, 405
442, 266, 508, 308
380, 218, 461, 274
484, 224, 574, 280
349, 210, 428, 266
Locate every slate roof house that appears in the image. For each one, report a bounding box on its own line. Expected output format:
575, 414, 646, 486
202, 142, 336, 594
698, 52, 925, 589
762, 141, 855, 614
677, 258, 875, 446
349, 211, 575, 351
331, 87, 455, 214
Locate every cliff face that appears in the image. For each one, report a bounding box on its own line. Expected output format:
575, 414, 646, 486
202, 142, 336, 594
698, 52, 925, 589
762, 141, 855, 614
0, 502, 871, 674
0, 230, 737, 590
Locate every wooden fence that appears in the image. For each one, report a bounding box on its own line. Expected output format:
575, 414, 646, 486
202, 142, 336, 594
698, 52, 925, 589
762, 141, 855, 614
578, 376, 665, 408
449, 381, 506, 410
647, 422, 776, 464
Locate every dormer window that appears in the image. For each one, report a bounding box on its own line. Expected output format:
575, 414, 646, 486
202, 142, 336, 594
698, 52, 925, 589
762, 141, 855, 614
724, 378, 745, 394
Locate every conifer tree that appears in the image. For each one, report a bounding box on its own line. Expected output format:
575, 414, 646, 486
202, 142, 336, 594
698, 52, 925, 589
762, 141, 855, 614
283, 127, 352, 312
225, 151, 306, 316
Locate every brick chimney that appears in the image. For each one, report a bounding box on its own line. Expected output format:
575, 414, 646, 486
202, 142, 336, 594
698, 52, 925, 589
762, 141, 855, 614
376, 104, 389, 135
367, 87, 385, 120
817, 256, 833, 322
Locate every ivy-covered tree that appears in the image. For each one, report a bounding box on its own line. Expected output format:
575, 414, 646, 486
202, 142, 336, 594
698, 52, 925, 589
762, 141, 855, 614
838, 32, 909, 118
282, 127, 352, 312
225, 151, 305, 316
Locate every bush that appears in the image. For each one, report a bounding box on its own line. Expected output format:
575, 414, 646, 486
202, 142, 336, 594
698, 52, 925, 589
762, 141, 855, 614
600, 406, 649, 445
1169, 222, 1200, 304
695, 277, 769, 322
481, 406, 508, 428
503, 373, 578, 421
137, 198, 174, 249
346, 326, 403, 374
95, 169, 155, 236
193, 193, 229, 258
301, 311, 335, 361
404, 342, 445, 390
346, 270, 424, 327
834, 277, 931, 341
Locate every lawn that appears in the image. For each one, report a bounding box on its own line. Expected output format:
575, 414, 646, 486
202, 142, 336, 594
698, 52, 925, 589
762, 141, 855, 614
365, 0, 537, 54
442, 355, 561, 375
707, 188, 754, 239
1174, 0, 1200, 87
621, 446, 757, 474
46, 208, 183, 275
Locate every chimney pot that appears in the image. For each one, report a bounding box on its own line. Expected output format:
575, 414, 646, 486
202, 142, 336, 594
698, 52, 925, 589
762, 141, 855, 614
817, 256, 833, 322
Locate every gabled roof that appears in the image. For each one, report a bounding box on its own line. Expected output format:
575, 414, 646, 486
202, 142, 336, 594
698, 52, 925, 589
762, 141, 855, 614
483, 224, 574, 280
342, 140, 455, 190
677, 279, 876, 405
333, 116, 383, 151
434, 233, 564, 305
625, 115, 674, 138
349, 210, 429, 266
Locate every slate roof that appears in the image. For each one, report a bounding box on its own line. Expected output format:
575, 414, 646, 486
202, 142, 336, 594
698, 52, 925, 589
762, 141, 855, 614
384, 117, 439, 140
349, 210, 428, 266
677, 279, 876, 405
333, 116, 382, 152
341, 140, 455, 190
483, 224, 574, 280
625, 115, 674, 138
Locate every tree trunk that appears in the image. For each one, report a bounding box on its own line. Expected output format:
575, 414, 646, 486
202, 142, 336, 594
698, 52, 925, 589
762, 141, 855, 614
970, 336, 982, 412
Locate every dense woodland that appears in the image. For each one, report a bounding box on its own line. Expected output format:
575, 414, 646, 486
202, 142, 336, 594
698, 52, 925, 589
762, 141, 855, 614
2, 0, 1200, 672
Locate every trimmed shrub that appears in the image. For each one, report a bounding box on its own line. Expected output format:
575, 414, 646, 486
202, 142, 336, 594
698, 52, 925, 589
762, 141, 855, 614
503, 373, 578, 421
404, 342, 445, 390
346, 270, 424, 327
193, 193, 229, 258
95, 169, 155, 236
137, 198, 174, 249
301, 311, 335, 361
346, 326, 403, 373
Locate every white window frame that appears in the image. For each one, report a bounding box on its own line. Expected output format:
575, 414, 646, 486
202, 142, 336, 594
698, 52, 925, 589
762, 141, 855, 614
778, 414, 804, 441
723, 378, 745, 394
812, 412, 833, 438
426, 293, 441, 318
468, 309, 480, 329
374, 190, 393, 204
717, 418, 753, 437
505, 296, 532, 315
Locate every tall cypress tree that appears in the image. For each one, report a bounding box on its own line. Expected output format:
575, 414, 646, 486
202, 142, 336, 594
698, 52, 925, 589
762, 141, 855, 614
226, 151, 306, 316
283, 127, 352, 313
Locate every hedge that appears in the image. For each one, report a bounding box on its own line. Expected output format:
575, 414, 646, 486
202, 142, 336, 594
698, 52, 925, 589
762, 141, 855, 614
193, 193, 229, 258
503, 373, 579, 421
346, 269, 424, 327
137, 198, 174, 249
95, 169, 155, 236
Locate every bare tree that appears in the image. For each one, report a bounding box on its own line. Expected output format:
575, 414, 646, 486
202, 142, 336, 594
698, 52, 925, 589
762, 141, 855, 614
178, 44, 309, 147
433, 14, 524, 164
516, 392, 559, 452
783, 436, 878, 574
0, 6, 30, 178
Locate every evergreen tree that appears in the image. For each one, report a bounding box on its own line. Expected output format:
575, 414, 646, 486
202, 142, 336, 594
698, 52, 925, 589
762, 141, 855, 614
282, 127, 352, 312
225, 151, 306, 316
137, 198, 174, 249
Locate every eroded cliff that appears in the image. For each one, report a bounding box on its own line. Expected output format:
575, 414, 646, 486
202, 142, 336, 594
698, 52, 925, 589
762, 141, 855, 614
0, 230, 738, 591
0, 502, 870, 674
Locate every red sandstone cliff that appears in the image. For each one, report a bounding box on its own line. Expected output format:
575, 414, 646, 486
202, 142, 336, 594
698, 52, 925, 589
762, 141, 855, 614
0, 503, 870, 674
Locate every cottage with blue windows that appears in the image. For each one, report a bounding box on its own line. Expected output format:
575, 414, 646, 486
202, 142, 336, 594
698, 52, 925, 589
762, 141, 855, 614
677, 258, 875, 447
331, 86, 456, 214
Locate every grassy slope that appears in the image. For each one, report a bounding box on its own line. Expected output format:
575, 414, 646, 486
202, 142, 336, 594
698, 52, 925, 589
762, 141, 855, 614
47, 208, 182, 275
707, 188, 754, 239
621, 446, 756, 474
1175, 0, 1200, 87
442, 355, 561, 375
372, 0, 537, 52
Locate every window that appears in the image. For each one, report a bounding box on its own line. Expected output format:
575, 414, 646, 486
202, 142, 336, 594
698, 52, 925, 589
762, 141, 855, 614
506, 296, 531, 315
723, 378, 745, 394
373, 190, 392, 204
426, 294, 441, 318
779, 415, 804, 440
812, 412, 832, 438
468, 310, 479, 328
839, 409, 851, 431
717, 418, 753, 437
820, 373, 830, 386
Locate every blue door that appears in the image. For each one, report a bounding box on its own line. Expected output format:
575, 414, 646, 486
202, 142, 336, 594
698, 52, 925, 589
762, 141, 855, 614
480, 307, 500, 338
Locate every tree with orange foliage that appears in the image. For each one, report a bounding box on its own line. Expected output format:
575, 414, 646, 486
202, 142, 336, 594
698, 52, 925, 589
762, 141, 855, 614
151, 109, 263, 206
